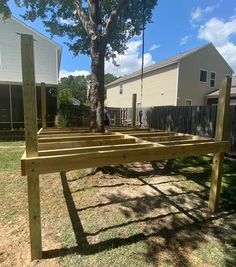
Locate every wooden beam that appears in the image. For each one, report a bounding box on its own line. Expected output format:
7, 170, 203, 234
158, 138, 212, 145
143, 135, 193, 142
132, 93, 137, 127
209, 76, 231, 212
22, 141, 228, 175
111, 128, 150, 132
129, 132, 174, 137
41, 82, 47, 129
38, 137, 136, 150
39, 132, 110, 138
21, 34, 42, 260
38, 134, 124, 143
39, 143, 153, 156
39, 127, 91, 134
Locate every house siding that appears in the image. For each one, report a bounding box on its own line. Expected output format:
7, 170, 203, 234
106, 63, 178, 108
177, 44, 233, 106
0, 17, 59, 85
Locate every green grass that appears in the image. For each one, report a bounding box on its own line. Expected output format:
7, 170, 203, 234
1, 140, 236, 266
0, 141, 25, 171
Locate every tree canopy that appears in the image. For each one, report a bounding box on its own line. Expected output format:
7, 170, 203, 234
58, 73, 118, 105
2, 0, 158, 131
2, 0, 157, 61
58, 75, 88, 105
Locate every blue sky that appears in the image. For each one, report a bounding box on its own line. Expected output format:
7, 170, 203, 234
8, 0, 236, 78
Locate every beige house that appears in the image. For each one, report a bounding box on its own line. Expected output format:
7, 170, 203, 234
207, 76, 236, 105
106, 43, 233, 108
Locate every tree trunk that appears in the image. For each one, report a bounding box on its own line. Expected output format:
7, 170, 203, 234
90, 39, 105, 132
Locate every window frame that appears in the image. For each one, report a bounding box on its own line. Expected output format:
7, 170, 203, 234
210, 71, 216, 87
119, 83, 123, 94
185, 99, 192, 106
200, 69, 208, 83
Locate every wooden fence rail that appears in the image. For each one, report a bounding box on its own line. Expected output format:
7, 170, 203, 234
144, 105, 236, 154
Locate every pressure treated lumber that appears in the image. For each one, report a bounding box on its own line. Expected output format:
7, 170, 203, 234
22, 141, 227, 176
38, 133, 124, 143
41, 82, 47, 129
21, 34, 42, 260
38, 137, 136, 150
209, 76, 231, 212
39, 143, 153, 156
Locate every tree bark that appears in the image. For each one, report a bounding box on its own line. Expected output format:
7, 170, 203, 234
90, 39, 105, 132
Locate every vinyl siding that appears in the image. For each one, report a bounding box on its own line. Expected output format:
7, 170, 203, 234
177, 44, 233, 106
106, 63, 178, 107
0, 17, 59, 85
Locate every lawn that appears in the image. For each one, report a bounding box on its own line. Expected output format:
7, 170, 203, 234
0, 141, 236, 266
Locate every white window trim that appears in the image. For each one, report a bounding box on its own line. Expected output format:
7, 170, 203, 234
185, 99, 192, 106
210, 71, 216, 87
200, 69, 208, 83
119, 83, 123, 94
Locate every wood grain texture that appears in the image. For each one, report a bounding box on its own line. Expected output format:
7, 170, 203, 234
209, 76, 231, 212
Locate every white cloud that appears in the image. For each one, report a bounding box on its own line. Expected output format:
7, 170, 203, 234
60, 69, 90, 79
191, 7, 202, 21
105, 40, 155, 76
180, 35, 191, 46
198, 17, 236, 72
198, 18, 236, 46
217, 43, 236, 73
149, 44, 160, 51
191, 3, 221, 22
60, 17, 74, 25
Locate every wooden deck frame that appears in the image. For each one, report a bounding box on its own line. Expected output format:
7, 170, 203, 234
20, 34, 231, 260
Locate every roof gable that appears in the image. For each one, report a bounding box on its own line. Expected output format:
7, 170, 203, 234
106, 43, 233, 88
11, 16, 62, 50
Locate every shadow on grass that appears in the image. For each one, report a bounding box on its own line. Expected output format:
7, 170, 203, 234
42, 159, 236, 266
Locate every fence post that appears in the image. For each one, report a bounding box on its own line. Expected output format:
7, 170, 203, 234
21, 34, 42, 260
132, 93, 137, 127
41, 82, 47, 129
208, 76, 231, 212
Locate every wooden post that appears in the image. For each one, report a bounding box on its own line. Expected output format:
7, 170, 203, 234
208, 76, 231, 212
21, 34, 42, 260
41, 82, 47, 129
132, 93, 137, 127
9, 85, 13, 129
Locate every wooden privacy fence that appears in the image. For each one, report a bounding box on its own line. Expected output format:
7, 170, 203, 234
144, 105, 236, 154
117, 105, 235, 154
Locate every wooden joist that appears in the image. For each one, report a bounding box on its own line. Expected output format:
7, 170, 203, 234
39, 143, 154, 156
38, 137, 136, 150
38, 133, 124, 143
22, 141, 228, 176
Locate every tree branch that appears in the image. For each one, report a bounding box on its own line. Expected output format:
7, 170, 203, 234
104, 0, 129, 38
75, 0, 95, 37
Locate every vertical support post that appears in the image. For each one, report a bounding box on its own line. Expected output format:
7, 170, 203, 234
41, 82, 47, 129
208, 76, 231, 212
132, 93, 137, 128
9, 85, 13, 129
21, 34, 42, 260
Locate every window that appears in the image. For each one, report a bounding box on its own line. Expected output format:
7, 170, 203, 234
119, 84, 123, 94
210, 72, 216, 87
200, 70, 207, 82
185, 99, 192, 106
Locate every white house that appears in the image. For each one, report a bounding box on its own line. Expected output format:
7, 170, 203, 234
0, 16, 62, 129
106, 43, 233, 108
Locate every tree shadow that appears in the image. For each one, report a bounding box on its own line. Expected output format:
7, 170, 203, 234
42, 162, 236, 266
